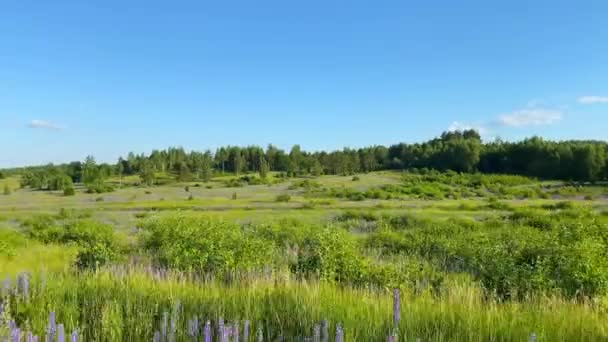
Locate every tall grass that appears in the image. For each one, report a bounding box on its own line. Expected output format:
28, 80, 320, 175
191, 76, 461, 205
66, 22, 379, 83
3, 268, 607, 341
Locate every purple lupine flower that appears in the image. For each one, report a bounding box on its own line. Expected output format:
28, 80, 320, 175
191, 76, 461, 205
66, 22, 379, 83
335, 324, 343, 342
153, 331, 161, 342
33, 335, 38, 342
256, 326, 263, 342
57, 324, 65, 342
221, 325, 229, 342
27, 331, 34, 342
204, 321, 211, 342
70, 330, 78, 342
17, 273, 29, 299
2, 277, 11, 295
11, 327, 20, 342
48, 312, 56, 338
243, 320, 250, 342
387, 335, 394, 342
393, 288, 400, 326
313, 324, 321, 342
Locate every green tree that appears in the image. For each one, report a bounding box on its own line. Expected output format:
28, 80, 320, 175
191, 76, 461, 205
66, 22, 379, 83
259, 156, 270, 179
82, 155, 99, 184
201, 151, 213, 182
139, 163, 156, 186
175, 162, 192, 182
3, 184, 11, 195
312, 159, 323, 177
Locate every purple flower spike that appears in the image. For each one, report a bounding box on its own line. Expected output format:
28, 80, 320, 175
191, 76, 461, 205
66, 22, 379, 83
11, 327, 20, 342
57, 323, 65, 342
393, 288, 400, 326
204, 321, 211, 342
335, 324, 343, 342
48, 312, 56, 338
243, 320, 250, 342
70, 330, 78, 342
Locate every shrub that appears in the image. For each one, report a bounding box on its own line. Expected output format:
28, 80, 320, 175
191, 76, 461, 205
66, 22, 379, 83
294, 226, 364, 283
3, 184, 11, 195
23, 216, 115, 247
139, 216, 274, 273
86, 182, 114, 194
224, 179, 245, 188
275, 194, 291, 202
75, 242, 117, 270
63, 186, 76, 196
352, 176, 360, 181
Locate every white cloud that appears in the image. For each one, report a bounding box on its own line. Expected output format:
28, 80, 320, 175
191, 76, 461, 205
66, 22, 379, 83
498, 108, 562, 127
27, 119, 63, 130
578, 96, 608, 104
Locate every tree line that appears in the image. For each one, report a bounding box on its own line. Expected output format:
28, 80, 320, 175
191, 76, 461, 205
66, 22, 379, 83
6, 130, 608, 190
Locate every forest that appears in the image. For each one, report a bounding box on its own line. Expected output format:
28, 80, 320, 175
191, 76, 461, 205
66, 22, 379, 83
6, 131, 608, 194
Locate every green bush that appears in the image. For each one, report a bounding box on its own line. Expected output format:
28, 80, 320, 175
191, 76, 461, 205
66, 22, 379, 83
294, 226, 364, 283
22, 216, 115, 246
63, 186, 76, 196
75, 242, 117, 270
275, 194, 291, 202
139, 216, 274, 273
86, 182, 114, 194
224, 178, 245, 188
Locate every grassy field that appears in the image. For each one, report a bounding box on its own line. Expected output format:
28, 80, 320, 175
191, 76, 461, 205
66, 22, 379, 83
2, 171, 608, 340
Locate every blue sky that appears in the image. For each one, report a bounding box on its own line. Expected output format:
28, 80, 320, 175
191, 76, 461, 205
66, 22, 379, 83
1, 1, 607, 167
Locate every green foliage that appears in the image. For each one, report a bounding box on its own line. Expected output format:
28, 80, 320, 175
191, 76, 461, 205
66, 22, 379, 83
259, 156, 270, 179
275, 193, 291, 202
139, 163, 156, 186
364, 211, 608, 299
22, 216, 115, 247
63, 186, 76, 196
3, 184, 11, 195
139, 216, 274, 273
86, 181, 114, 194
75, 242, 118, 270
294, 226, 364, 283
224, 178, 245, 188
0, 230, 27, 258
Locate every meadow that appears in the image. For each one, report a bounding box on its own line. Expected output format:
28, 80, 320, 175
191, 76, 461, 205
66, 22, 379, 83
2, 171, 608, 341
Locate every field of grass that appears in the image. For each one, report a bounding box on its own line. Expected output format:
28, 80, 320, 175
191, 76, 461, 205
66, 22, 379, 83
2, 171, 608, 340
